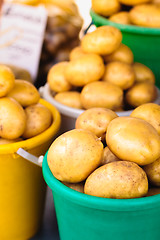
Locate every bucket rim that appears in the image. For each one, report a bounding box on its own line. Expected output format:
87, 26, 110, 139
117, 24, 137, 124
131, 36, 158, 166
42, 151, 160, 212
90, 10, 160, 35
41, 83, 160, 118
0, 98, 61, 154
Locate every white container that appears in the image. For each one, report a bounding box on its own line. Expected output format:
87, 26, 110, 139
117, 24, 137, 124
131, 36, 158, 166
40, 83, 160, 134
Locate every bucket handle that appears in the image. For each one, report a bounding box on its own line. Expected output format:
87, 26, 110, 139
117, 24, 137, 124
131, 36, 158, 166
17, 148, 43, 167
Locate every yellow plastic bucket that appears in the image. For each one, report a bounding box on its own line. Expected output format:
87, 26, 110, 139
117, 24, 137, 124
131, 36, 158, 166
0, 98, 61, 240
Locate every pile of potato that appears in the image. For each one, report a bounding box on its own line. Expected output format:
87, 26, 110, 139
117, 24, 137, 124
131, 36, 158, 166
92, 0, 160, 28
47, 103, 160, 199
0, 64, 53, 144
47, 25, 158, 112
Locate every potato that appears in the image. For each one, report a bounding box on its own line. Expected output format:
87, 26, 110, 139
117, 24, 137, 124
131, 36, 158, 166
54, 91, 82, 109
7, 80, 40, 107
81, 81, 123, 110
75, 108, 118, 138
109, 11, 131, 25
22, 103, 52, 139
106, 116, 160, 165
103, 61, 135, 90
62, 181, 84, 193
64, 54, 105, 87
47, 62, 72, 93
118, 0, 151, 5
81, 26, 122, 55
84, 161, 148, 199
5, 64, 32, 82
0, 97, 26, 139
69, 46, 86, 61
143, 157, 160, 186
47, 129, 103, 183
103, 44, 134, 64
125, 82, 157, 108
0, 65, 15, 97
133, 62, 155, 84
130, 103, 160, 135
91, 0, 121, 17
101, 146, 120, 165
129, 4, 160, 28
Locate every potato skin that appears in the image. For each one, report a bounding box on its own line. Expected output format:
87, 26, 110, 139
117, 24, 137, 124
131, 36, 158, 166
84, 161, 148, 199
101, 146, 120, 165
0, 97, 26, 139
125, 82, 157, 108
109, 11, 131, 25
103, 61, 135, 90
47, 129, 103, 183
103, 43, 134, 64
75, 108, 118, 138
62, 181, 84, 193
22, 103, 52, 139
106, 116, 160, 165
133, 62, 155, 84
80, 81, 123, 110
0, 65, 15, 97
129, 4, 160, 28
65, 54, 105, 87
92, 0, 121, 17
143, 157, 160, 186
54, 91, 82, 109
81, 26, 122, 55
47, 62, 72, 93
7, 80, 40, 107
69, 46, 86, 61
130, 103, 160, 135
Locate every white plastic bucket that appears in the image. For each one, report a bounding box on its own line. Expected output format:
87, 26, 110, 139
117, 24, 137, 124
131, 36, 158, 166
40, 83, 160, 133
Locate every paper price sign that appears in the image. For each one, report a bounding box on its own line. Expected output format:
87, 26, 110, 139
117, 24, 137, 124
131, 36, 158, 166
0, 3, 47, 81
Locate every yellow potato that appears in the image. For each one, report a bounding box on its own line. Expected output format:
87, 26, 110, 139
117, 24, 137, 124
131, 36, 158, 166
143, 157, 160, 186
106, 116, 160, 165
22, 103, 52, 139
64, 54, 105, 87
81, 26, 122, 55
47, 62, 72, 93
118, 0, 151, 5
91, 0, 121, 17
101, 146, 120, 165
109, 11, 131, 25
129, 4, 160, 27
84, 161, 148, 198
5, 64, 32, 82
125, 82, 157, 108
62, 181, 84, 193
0, 97, 26, 139
130, 103, 160, 135
80, 81, 123, 110
47, 129, 103, 183
103, 61, 135, 90
0, 65, 15, 97
103, 44, 134, 64
54, 91, 82, 109
69, 46, 86, 61
75, 108, 118, 138
7, 80, 40, 107
133, 62, 155, 84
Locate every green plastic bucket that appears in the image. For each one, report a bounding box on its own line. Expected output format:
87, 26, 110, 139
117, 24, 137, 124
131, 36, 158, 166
42, 151, 160, 240
90, 10, 160, 89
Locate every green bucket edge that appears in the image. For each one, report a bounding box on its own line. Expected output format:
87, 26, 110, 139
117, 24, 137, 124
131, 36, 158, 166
90, 10, 160, 35
42, 151, 160, 212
